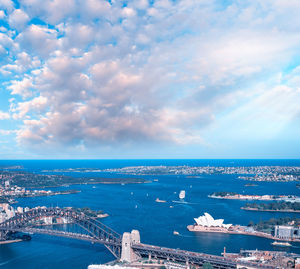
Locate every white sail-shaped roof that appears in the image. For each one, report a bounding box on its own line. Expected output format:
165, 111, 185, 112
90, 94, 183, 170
194, 213, 232, 229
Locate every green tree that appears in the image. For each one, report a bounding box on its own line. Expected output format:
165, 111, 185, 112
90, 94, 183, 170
202, 262, 213, 269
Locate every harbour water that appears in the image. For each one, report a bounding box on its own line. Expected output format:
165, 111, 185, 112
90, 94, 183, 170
0, 159, 300, 268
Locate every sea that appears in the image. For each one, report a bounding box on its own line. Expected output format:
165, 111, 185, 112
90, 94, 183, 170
0, 159, 300, 269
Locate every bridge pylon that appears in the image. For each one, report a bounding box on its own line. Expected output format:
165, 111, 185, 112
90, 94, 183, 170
120, 230, 140, 262
0, 231, 8, 241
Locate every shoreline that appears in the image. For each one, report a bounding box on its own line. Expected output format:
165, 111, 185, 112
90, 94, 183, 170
241, 207, 300, 213
0, 239, 23, 245
25, 180, 151, 189
208, 194, 299, 202
187, 225, 300, 242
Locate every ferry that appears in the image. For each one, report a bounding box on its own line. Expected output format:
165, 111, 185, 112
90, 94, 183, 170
155, 198, 166, 203
179, 190, 186, 200
271, 241, 291, 247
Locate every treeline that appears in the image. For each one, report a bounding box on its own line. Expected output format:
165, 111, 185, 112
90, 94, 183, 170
73, 207, 103, 218
244, 202, 300, 211
248, 217, 300, 233
212, 191, 237, 197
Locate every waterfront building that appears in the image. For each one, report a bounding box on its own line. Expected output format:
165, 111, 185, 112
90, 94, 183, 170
0, 212, 6, 223
43, 216, 53, 225
17, 207, 24, 214
274, 225, 300, 240
88, 265, 136, 269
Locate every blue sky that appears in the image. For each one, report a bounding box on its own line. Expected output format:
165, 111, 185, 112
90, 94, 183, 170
0, 0, 299, 159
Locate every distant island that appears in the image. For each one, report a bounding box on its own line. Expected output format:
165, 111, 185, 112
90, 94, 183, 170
242, 202, 300, 213
209, 192, 300, 202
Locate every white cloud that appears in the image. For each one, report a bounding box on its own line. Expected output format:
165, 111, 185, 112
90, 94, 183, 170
8, 9, 30, 30
16, 24, 59, 58
0, 0, 14, 12
8, 77, 34, 97
0, 10, 6, 19
13, 95, 48, 119
0, 111, 10, 120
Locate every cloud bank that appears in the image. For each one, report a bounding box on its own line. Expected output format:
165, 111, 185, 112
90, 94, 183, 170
0, 0, 300, 157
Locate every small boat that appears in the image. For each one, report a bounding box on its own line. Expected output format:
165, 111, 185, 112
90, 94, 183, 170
271, 241, 291, 247
155, 198, 166, 203
245, 183, 258, 187
173, 231, 179, 235
179, 190, 186, 200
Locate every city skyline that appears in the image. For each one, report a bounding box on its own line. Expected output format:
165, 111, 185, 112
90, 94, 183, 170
0, 0, 300, 159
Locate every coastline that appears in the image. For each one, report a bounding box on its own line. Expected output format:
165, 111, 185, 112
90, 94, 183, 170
241, 207, 300, 213
187, 224, 300, 242
0, 239, 23, 245
25, 180, 151, 189
208, 194, 300, 202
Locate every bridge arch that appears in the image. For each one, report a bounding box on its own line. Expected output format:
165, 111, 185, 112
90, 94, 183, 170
0, 207, 122, 258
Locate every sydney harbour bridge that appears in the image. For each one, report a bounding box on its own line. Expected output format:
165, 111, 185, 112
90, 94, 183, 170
0, 207, 275, 269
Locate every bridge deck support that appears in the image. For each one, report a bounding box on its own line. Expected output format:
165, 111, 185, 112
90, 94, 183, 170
0, 231, 8, 241
121, 230, 140, 262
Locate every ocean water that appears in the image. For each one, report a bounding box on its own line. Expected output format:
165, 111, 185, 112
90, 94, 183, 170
0, 159, 300, 269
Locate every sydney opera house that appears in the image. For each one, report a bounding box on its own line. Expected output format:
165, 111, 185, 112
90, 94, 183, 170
193, 213, 232, 229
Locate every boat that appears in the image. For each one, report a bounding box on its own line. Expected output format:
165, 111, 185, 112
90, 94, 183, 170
179, 190, 186, 200
173, 231, 179, 235
244, 183, 258, 187
156, 198, 166, 203
271, 241, 291, 247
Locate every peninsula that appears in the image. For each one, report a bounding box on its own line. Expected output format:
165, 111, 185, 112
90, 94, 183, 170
0, 169, 148, 189
188, 213, 300, 242
241, 202, 300, 213
209, 192, 300, 202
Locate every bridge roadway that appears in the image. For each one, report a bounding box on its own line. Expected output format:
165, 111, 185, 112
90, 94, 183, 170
132, 243, 276, 269
6, 227, 121, 247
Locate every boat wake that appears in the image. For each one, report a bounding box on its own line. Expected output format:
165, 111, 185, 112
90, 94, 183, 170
172, 200, 198, 205
176, 233, 195, 238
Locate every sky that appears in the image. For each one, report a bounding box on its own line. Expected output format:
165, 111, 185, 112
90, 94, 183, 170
0, 0, 299, 159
